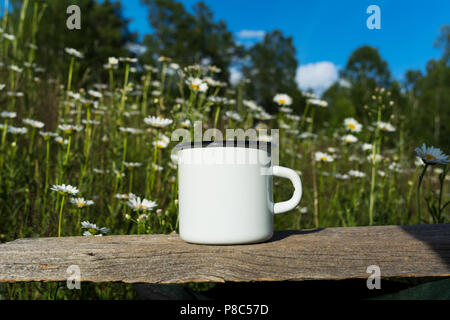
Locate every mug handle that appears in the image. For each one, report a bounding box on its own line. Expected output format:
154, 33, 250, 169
273, 165, 302, 214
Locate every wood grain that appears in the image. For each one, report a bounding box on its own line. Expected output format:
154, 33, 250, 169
0, 224, 449, 283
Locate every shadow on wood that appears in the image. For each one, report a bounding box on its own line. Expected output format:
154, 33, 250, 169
0, 224, 449, 284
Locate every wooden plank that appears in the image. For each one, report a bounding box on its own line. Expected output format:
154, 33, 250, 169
0, 224, 449, 283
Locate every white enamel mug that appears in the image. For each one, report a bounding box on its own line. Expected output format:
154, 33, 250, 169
175, 141, 302, 245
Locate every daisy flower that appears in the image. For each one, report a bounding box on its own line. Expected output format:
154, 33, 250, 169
82, 119, 100, 125
273, 93, 292, 106
144, 116, 173, 128
348, 170, 366, 178
303, 92, 316, 99
54, 136, 69, 145
299, 207, 308, 214
307, 98, 328, 107
50, 184, 79, 195
88, 90, 102, 99
81, 221, 110, 236
119, 57, 138, 63
1, 111, 17, 118
414, 143, 449, 165
153, 134, 170, 149
209, 65, 221, 73
378, 170, 387, 178
39, 131, 58, 139
362, 143, 373, 151
9, 65, 23, 73
3, 33, 15, 41
334, 173, 350, 180
299, 132, 317, 140
344, 118, 362, 133
187, 77, 208, 93
65, 48, 84, 59
349, 155, 362, 163
119, 127, 143, 134
315, 151, 334, 163
414, 156, 425, 167
126, 196, 157, 212
23, 118, 44, 128
6, 91, 24, 97
376, 121, 396, 132
115, 193, 136, 200
388, 162, 404, 173
327, 147, 337, 154
108, 57, 119, 65
225, 111, 243, 122
367, 154, 383, 164
137, 214, 149, 221
70, 197, 94, 208
258, 134, 273, 143
123, 162, 143, 168
157, 56, 171, 62
255, 111, 274, 121
341, 134, 358, 143
180, 119, 191, 128
58, 124, 83, 134
7, 126, 27, 134
280, 106, 293, 113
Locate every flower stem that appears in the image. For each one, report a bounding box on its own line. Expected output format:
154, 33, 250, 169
119, 63, 130, 116
44, 140, 50, 194
57, 195, 66, 237
120, 133, 128, 174
416, 163, 428, 224
129, 169, 133, 194
64, 135, 72, 166
67, 57, 75, 92
28, 127, 36, 154
368, 105, 382, 225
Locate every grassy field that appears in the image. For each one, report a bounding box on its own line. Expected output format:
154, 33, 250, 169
0, 1, 448, 299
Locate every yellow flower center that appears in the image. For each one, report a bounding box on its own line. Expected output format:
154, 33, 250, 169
191, 84, 200, 91
425, 154, 436, 161
278, 99, 286, 104
347, 123, 356, 130
320, 157, 328, 161
76, 201, 85, 207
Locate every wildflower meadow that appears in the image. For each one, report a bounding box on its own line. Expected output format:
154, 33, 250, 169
0, 0, 449, 300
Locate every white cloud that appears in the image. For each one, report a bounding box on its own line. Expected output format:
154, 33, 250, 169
229, 67, 243, 86
296, 61, 339, 96
236, 29, 266, 40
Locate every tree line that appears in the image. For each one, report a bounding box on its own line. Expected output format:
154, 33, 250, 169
5, 0, 450, 147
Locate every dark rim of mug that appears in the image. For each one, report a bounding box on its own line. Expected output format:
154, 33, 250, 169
173, 140, 273, 155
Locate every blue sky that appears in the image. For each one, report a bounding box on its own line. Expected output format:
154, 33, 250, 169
116, 0, 449, 92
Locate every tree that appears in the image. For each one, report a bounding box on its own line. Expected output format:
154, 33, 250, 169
33, 0, 136, 83
434, 25, 450, 65
242, 30, 302, 113
141, 0, 236, 81
341, 46, 391, 117
402, 26, 450, 147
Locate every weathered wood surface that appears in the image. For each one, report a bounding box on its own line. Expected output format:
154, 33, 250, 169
0, 224, 449, 283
